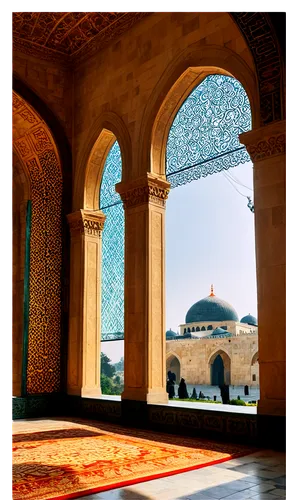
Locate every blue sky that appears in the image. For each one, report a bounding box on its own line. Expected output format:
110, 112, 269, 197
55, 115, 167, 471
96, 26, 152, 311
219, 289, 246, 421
166, 161, 256, 332
102, 160, 256, 362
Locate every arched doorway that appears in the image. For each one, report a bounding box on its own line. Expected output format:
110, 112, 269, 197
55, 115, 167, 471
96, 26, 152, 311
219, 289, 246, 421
13, 90, 63, 396
166, 354, 181, 383
211, 355, 224, 386
159, 72, 256, 395
209, 350, 231, 386
251, 352, 259, 386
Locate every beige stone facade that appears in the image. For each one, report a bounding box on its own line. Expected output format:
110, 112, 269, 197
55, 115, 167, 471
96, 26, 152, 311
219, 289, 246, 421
180, 320, 256, 337
166, 334, 259, 386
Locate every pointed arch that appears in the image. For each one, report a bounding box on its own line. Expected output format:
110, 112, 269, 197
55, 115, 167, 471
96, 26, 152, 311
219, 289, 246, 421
74, 112, 132, 211
208, 348, 231, 366
208, 349, 231, 385
13, 90, 64, 395
251, 351, 259, 385
166, 351, 182, 364
251, 352, 259, 365
166, 352, 181, 382
138, 44, 259, 178
13, 75, 72, 394
13, 73, 72, 214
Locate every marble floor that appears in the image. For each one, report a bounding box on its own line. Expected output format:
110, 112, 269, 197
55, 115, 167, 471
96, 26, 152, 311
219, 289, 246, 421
77, 449, 285, 500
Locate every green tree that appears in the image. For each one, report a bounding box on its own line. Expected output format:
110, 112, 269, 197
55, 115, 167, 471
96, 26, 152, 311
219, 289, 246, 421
114, 357, 124, 372
101, 352, 116, 378
100, 374, 114, 395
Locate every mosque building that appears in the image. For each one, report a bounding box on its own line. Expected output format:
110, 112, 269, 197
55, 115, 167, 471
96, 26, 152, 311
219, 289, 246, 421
166, 286, 259, 387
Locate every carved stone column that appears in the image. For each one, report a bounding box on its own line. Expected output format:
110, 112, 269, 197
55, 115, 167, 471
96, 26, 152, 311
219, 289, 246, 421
116, 174, 170, 404
67, 209, 105, 398
240, 120, 285, 418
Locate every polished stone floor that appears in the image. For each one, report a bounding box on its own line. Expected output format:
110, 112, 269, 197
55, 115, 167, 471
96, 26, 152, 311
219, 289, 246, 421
77, 449, 285, 500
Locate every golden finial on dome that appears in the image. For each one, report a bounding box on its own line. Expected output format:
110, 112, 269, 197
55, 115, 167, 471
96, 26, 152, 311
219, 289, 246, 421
209, 284, 215, 296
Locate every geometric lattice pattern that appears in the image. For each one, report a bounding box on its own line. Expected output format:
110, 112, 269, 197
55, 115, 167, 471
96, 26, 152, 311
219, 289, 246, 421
27, 151, 62, 393
100, 141, 124, 340
98, 77, 252, 340
13, 91, 63, 394
166, 75, 252, 187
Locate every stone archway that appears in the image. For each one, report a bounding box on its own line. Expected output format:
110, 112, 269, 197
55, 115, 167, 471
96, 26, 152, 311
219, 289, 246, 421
166, 354, 181, 383
13, 91, 63, 395
211, 355, 224, 386
209, 350, 231, 386
138, 44, 259, 178
67, 117, 130, 398
13, 75, 73, 396
73, 112, 132, 212
251, 352, 259, 386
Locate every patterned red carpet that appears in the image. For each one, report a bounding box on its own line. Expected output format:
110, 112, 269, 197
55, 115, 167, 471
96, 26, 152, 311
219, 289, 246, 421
13, 418, 254, 500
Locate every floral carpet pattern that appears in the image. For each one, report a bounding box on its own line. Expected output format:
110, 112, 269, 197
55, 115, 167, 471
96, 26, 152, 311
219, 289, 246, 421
13, 418, 254, 500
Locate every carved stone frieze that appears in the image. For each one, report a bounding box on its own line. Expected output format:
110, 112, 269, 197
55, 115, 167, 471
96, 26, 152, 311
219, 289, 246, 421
67, 210, 106, 237
239, 120, 286, 162
116, 175, 170, 209
246, 135, 285, 162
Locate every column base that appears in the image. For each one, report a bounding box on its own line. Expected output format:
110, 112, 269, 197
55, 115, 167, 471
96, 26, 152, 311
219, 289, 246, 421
147, 390, 169, 404
258, 398, 286, 417
257, 413, 286, 451
257, 399, 285, 449
67, 386, 102, 398
81, 387, 102, 398
122, 388, 168, 404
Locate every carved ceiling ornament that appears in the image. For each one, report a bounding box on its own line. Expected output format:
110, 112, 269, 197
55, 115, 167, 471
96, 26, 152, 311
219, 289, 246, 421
68, 209, 106, 237
13, 13, 284, 128
116, 175, 170, 209
13, 12, 150, 64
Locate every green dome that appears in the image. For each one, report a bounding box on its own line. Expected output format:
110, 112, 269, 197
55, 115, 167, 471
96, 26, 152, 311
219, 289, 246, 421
211, 327, 232, 336
204, 327, 232, 339
166, 328, 177, 339
240, 314, 257, 326
185, 289, 239, 324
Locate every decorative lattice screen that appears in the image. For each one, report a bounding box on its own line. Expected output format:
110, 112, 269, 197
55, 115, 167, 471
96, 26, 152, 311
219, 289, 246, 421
100, 75, 252, 340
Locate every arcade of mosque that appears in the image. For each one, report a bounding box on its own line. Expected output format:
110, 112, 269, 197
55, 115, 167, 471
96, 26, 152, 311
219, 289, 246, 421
12, 12, 285, 453
166, 285, 259, 387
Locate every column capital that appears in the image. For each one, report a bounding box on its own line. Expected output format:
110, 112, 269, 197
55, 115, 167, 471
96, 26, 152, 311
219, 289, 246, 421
116, 173, 170, 209
67, 209, 106, 237
239, 120, 285, 163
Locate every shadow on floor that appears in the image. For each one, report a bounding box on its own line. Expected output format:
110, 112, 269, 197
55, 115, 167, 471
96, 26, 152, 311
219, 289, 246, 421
13, 427, 103, 443
46, 416, 254, 455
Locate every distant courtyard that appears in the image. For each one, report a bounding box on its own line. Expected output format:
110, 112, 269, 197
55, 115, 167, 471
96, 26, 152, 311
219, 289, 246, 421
172, 383, 259, 404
